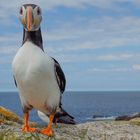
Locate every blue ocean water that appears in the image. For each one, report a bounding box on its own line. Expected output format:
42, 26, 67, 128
0, 91, 140, 123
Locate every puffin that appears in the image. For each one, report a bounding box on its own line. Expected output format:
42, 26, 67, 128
12, 4, 75, 136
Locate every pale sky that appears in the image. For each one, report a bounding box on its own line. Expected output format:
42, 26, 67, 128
0, 0, 140, 91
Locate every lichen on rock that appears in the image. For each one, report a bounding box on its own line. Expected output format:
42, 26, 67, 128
0, 106, 22, 124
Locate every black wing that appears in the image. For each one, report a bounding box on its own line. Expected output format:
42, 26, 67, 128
13, 75, 17, 87
52, 58, 66, 94
53, 104, 76, 124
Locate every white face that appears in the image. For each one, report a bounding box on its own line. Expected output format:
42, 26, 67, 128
19, 4, 42, 31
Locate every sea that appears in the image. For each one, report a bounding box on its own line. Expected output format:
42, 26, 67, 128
0, 91, 140, 123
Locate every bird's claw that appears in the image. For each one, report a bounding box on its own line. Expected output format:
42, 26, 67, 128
22, 126, 37, 132
40, 127, 53, 136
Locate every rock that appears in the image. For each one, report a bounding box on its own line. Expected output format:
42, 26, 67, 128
1, 107, 140, 139
129, 118, 140, 126
0, 106, 37, 127
130, 112, 140, 118
2, 121, 140, 140
93, 114, 104, 118
115, 113, 140, 121
0, 106, 23, 124
115, 115, 131, 121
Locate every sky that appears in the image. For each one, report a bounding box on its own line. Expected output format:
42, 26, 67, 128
0, 0, 140, 91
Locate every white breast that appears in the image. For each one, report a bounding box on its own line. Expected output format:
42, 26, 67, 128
12, 42, 60, 114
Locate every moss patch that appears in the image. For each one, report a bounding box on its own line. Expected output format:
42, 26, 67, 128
129, 118, 140, 126
0, 106, 22, 124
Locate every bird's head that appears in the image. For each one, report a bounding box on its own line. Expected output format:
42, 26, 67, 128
19, 4, 42, 31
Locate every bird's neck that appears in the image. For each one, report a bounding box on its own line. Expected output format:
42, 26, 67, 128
22, 28, 44, 51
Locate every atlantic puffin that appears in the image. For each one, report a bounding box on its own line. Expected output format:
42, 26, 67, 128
12, 4, 75, 136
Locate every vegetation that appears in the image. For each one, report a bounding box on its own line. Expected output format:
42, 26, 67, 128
0, 106, 22, 124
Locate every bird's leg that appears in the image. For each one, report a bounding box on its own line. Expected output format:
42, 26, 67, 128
55, 118, 58, 125
22, 112, 37, 132
41, 114, 54, 136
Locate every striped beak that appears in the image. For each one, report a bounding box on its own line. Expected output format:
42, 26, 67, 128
26, 6, 33, 31
19, 4, 42, 31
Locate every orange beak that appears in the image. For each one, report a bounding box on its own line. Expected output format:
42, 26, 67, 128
26, 6, 32, 31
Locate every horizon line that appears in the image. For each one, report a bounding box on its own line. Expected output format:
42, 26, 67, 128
0, 90, 140, 92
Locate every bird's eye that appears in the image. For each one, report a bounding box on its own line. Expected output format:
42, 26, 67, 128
20, 7, 23, 15
37, 7, 41, 15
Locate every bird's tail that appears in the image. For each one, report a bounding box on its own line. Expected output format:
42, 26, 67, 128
37, 106, 76, 124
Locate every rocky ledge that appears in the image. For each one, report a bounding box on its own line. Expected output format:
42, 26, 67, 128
1, 106, 140, 140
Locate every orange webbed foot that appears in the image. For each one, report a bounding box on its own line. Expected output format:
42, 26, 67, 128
40, 127, 53, 136
22, 126, 37, 132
